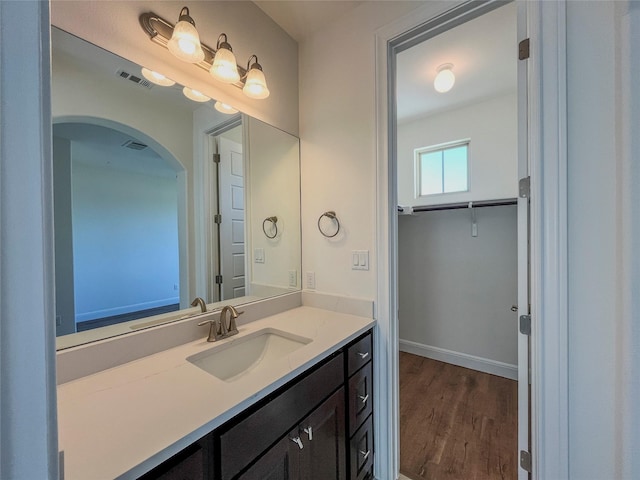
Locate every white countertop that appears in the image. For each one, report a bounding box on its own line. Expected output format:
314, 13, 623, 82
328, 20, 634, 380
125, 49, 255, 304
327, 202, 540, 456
57, 306, 375, 480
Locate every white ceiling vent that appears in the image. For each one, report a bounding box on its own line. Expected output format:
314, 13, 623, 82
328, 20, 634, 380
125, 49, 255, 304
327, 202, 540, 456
122, 140, 148, 151
116, 69, 153, 89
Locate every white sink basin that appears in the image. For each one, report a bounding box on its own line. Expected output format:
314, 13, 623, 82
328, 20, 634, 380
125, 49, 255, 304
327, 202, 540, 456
187, 328, 312, 382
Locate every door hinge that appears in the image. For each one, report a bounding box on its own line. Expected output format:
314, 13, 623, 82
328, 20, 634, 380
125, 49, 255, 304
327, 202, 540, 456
519, 176, 531, 198
520, 314, 531, 336
215, 275, 223, 285
212, 153, 221, 163
213, 214, 222, 224
520, 450, 532, 473
519, 38, 530, 60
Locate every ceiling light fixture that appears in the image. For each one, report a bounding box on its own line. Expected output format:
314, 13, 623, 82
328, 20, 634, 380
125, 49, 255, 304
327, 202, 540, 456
434, 63, 455, 93
141, 68, 176, 87
210, 34, 240, 84
166, 7, 205, 63
214, 101, 239, 115
140, 8, 270, 100
243, 55, 270, 100
182, 87, 210, 102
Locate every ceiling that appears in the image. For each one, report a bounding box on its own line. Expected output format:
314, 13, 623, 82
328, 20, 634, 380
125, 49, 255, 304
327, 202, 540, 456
253, 1, 363, 42
396, 2, 517, 123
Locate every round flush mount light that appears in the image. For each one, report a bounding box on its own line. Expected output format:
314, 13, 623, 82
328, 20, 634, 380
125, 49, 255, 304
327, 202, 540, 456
182, 87, 210, 102
167, 7, 205, 63
141, 68, 175, 87
214, 101, 239, 114
434, 63, 455, 93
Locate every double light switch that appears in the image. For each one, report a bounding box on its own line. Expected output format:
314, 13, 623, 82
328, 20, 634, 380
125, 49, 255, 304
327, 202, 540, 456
352, 250, 369, 270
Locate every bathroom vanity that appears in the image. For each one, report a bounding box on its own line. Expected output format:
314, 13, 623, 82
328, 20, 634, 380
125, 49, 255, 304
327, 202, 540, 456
56, 306, 375, 480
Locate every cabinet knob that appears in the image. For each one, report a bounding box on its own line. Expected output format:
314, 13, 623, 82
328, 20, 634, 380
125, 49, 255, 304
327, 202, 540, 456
303, 426, 313, 441
359, 394, 369, 404
357, 352, 369, 360
290, 436, 304, 449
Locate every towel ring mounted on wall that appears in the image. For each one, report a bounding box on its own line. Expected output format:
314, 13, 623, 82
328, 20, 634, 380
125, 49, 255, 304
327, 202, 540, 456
262, 216, 278, 239
317, 211, 340, 238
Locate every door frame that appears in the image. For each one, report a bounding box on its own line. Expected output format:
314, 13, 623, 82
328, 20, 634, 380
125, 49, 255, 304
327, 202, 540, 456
374, 1, 569, 478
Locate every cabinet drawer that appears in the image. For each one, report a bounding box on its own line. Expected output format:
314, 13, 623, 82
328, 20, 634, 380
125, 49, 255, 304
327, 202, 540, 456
348, 362, 373, 436
219, 352, 344, 480
347, 333, 372, 377
350, 415, 373, 480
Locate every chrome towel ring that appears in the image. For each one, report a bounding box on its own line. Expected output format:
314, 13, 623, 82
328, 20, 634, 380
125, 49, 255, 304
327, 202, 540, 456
318, 211, 340, 238
262, 216, 278, 239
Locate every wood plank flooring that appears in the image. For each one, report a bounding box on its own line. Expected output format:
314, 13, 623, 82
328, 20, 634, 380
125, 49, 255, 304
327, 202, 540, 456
399, 352, 517, 480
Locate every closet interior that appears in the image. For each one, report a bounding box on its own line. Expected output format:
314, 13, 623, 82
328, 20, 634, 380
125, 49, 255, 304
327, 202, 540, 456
395, 3, 520, 479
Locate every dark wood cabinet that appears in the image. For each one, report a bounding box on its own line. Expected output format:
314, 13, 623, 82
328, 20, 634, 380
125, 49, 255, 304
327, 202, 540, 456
138, 330, 373, 480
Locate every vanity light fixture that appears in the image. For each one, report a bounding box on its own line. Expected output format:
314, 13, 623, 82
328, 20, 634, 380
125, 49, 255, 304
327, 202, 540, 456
434, 63, 455, 93
214, 101, 239, 114
166, 7, 205, 63
140, 8, 270, 100
210, 34, 240, 84
141, 68, 176, 87
242, 55, 270, 100
183, 87, 210, 102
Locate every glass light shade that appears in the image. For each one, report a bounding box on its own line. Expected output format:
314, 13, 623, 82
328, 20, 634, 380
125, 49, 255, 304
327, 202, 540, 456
214, 101, 239, 114
182, 87, 210, 102
243, 67, 270, 99
210, 47, 240, 84
434, 65, 455, 93
141, 68, 175, 87
167, 20, 205, 63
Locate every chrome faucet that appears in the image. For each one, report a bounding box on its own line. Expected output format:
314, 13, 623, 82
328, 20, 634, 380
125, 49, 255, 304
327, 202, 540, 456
198, 305, 244, 342
191, 297, 207, 313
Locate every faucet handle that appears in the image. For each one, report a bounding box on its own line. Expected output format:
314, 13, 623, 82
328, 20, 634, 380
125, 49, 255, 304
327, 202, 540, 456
198, 319, 220, 342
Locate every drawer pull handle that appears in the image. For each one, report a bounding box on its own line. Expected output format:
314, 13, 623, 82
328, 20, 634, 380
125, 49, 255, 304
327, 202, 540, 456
359, 450, 371, 461
303, 426, 313, 441
291, 436, 304, 449
359, 394, 369, 404
357, 352, 369, 360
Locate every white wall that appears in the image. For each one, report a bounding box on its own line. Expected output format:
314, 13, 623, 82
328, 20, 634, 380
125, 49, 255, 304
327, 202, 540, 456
299, 1, 426, 298
50, 0, 299, 136
247, 117, 301, 292
71, 160, 179, 322
397, 93, 517, 207
398, 206, 518, 374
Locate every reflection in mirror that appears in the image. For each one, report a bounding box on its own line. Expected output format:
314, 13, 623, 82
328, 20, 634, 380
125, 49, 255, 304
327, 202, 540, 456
52, 27, 301, 349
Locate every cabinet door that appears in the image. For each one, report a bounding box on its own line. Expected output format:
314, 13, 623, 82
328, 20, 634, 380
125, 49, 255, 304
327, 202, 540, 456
298, 388, 346, 480
137, 435, 212, 480
240, 429, 300, 480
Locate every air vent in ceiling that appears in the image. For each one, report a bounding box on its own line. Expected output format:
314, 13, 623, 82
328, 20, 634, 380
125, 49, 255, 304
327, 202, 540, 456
116, 69, 153, 89
122, 140, 148, 151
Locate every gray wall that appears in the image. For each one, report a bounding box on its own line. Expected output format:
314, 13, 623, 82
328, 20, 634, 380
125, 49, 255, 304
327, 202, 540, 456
398, 205, 518, 371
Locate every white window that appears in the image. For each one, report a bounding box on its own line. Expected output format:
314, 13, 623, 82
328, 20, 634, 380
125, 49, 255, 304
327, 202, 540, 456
416, 141, 469, 196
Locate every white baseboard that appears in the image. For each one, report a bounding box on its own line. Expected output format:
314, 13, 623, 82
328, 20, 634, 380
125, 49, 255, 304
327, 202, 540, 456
399, 339, 518, 380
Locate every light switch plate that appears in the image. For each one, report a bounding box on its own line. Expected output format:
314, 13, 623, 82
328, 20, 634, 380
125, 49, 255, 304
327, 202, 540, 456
254, 248, 265, 263
288, 270, 298, 287
305, 271, 316, 289
351, 250, 369, 270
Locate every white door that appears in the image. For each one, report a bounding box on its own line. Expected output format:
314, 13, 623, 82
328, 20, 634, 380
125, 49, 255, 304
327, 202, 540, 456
218, 136, 246, 300
517, 5, 531, 478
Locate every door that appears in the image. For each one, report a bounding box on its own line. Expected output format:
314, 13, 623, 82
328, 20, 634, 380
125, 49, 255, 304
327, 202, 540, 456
217, 136, 246, 300
298, 388, 347, 480
517, 4, 531, 478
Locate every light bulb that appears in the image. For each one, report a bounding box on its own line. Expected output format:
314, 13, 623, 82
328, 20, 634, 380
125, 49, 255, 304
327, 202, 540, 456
243, 61, 270, 100
214, 101, 239, 114
434, 64, 455, 93
167, 8, 205, 63
141, 68, 175, 87
210, 38, 240, 84
182, 87, 210, 103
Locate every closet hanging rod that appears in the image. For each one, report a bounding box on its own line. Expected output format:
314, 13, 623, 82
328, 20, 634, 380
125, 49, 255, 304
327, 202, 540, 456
398, 197, 518, 214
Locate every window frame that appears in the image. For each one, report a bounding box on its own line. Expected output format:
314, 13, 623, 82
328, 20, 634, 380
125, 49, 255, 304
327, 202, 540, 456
414, 139, 470, 198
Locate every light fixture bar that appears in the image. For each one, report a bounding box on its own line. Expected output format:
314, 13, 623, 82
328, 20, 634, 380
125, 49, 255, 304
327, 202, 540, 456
140, 12, 248, 88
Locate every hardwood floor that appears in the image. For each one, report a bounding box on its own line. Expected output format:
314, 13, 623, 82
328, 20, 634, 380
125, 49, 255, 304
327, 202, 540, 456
399, 352, 517, 480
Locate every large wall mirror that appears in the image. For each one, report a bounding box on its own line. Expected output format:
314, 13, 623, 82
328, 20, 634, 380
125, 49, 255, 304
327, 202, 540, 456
52, 27, 301, 350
